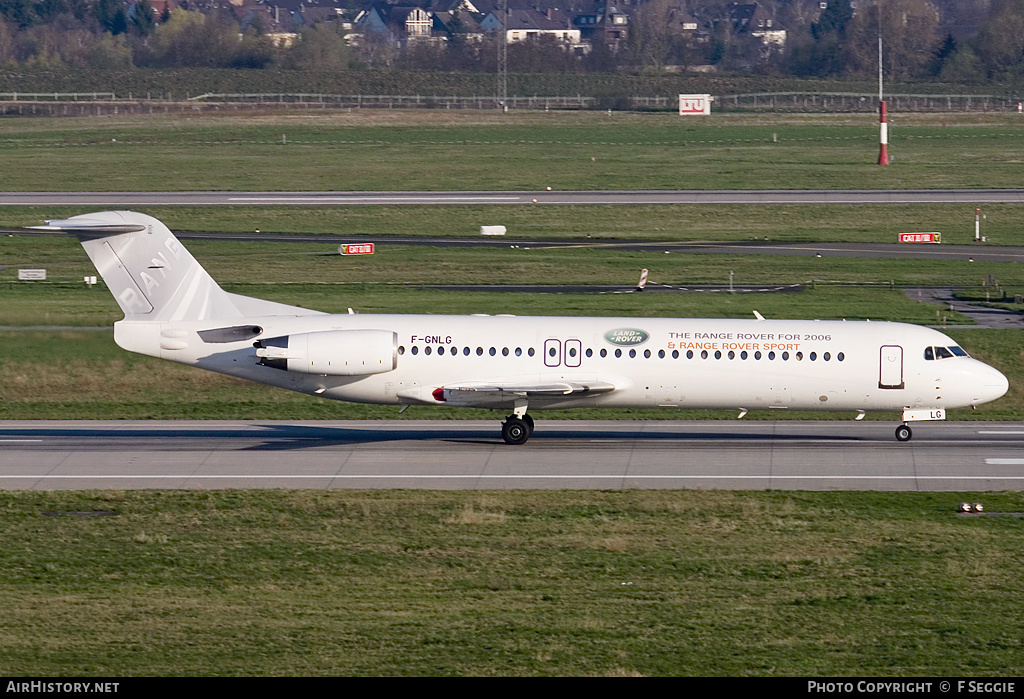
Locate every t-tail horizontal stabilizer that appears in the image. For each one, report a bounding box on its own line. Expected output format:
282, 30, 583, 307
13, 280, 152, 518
34, 211, 241, 321
33, 211, 317, 322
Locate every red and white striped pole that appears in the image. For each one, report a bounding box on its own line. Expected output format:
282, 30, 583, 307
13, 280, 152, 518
877, 36, 889, 165
878, 100, 889, 165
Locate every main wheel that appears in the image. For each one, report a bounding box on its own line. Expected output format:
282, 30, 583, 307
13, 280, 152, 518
522, 413, 535, 436
501, 417, 531, 445
895, 424, 912, 442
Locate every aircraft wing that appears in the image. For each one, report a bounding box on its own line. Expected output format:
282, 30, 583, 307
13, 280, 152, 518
442, 381, 616, 398
400, 379, 618, 408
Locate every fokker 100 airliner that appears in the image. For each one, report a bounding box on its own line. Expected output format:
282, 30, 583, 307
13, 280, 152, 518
36, 211, 1008, 444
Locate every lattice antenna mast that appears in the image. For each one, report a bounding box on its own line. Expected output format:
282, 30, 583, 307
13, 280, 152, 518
497, 0, 508, 111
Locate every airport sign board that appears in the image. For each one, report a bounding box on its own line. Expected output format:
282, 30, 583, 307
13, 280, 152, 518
339, 243, 375, 256
679, 94, 712, 115
899, 232, 941, 244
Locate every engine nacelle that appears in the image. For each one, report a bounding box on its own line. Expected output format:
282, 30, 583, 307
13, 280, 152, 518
254, 329, 397, 376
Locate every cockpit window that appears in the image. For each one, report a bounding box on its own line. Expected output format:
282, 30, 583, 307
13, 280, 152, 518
925, 345, 970, 360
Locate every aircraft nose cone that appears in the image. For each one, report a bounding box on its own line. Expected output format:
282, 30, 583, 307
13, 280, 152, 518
978, 364, 1009, 404
989, 368, 1009, 400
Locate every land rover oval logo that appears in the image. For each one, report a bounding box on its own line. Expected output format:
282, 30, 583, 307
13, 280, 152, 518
604, 328, 649, 346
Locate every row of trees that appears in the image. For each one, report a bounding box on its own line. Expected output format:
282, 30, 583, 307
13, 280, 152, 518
783, 0, 1024, 83
2, 0, 1024, 84
0, 3, 280, 69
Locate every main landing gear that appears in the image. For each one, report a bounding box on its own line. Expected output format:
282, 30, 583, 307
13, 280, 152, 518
895, 423, 913, 442
501, 412, 534, 445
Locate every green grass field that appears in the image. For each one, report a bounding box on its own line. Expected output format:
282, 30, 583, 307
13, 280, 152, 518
0, 111, 1022, 192
8, 234, 1024, 290
2, 489, 1023, 676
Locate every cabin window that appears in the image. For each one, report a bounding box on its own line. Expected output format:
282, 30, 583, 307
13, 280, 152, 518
411, 346, 419, 355
600, 348, 608, 357
672, 350, 679, 358
701, 350, 709, 359
502, 347, 509, 356
741, 350, 748, 359
424, 346, 432, 355
823, 352, 831, 361
755, 351, 762, 360
516, 347, 523, 356
398, 346, 405, 355
837, 352, 845, 361
796, 352, 803, 361
437, 346, 444, 355
782, 351, 789, 360
686, 350, 694, 359
629, 349, 637, 358
476, 347, 483, 356
528, 348, 535, 357
658, 349, 665, 358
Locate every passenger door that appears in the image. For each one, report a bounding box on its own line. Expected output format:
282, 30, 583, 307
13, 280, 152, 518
879, 345, 905, 389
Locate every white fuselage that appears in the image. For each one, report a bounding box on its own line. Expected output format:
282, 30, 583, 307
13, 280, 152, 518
35, 209, 1008, 443
114, 313, 1008, 416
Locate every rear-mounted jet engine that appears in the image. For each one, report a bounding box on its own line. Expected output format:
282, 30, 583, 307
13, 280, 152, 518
255, 329, 397, 376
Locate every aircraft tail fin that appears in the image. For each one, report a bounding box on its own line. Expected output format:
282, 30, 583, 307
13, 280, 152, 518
34, 211, 244, 322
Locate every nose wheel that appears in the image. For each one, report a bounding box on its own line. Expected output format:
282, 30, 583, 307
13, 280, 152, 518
501, 413, 534, 445
895, 423, 912, 442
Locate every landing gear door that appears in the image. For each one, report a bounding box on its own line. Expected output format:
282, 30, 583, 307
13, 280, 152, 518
879, 345, 905, 389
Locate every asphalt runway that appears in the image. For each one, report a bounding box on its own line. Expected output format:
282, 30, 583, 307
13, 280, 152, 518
3, 419, 1024, 491
3, 188, 1024, 206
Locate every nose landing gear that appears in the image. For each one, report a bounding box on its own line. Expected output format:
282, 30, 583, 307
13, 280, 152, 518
895, 423, 912, 442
